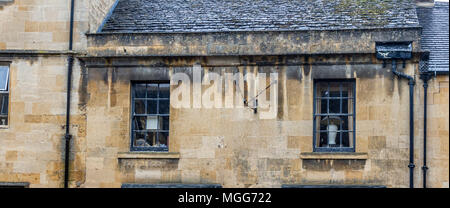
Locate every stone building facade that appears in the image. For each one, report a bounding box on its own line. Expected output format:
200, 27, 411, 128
0, 0, 448, 188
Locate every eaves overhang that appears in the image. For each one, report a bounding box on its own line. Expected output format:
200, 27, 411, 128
86, 27, 422, 58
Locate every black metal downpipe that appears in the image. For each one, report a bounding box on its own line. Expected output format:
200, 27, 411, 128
392, 59, 416, 188
419, 53, 432, 188
64, 0, 75, 189
420, 74, 431, 188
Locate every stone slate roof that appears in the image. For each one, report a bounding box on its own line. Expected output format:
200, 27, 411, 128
100, 0, 420, 33
417, 1, 449, 72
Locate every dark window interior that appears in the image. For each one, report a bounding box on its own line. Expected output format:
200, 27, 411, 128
0, 66, 9, 126
314, 80, 355, 152
131, 82, 170, 151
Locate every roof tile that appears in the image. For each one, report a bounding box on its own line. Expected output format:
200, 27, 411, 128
101, 0, 420, 33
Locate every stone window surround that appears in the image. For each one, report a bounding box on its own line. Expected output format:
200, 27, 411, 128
130, 81, 170, 152
313, 79, 356, 153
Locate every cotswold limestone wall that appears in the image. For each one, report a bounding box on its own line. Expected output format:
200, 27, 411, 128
418, 75, 449, 188
0, 0, 90, 50
0, 0, 95, 187
0, 0, 116, 50
78, 54, 448, 188
0, 56, 86, 187
89, 0, 117, 33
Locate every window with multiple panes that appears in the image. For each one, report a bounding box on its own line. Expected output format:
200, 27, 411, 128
131, 82, 170, 151
313, 80, 355, 152
0, 66, 9, 126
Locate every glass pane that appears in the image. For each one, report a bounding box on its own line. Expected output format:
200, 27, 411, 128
318, 83, 329, 98
319, 116, 345, 147
314, 81, 355, 150
134, 100, 145, 114
342, 82, 353, 97
339, 131, 348, 147
160, 116, 170, 130
134, 84, 146, 98
146, 132, 157, 147
0, 93, 8, 115
0, 93, 7, 125
159, 100, 170, 114
133, 132, 147, 147
320, 98, 328, 114
146, 116, 158, 130
147, 100, 157, 114
329, 98, 340, 114
0, 66, 9, 91
0, 115, 7, 126
319, 116, 334, 147
328, 83, 340, 98
342, 99, 349, 114
159, 84, 170, 98
158, 132, 169, 148
133, 116, 146, 130
147, 84, 158, 98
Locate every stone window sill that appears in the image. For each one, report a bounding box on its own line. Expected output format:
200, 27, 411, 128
300, 152, 368, 160
117, 152, 180, 159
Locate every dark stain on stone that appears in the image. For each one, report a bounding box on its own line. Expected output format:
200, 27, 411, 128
302, 159, 366, 171
283, 167, 291, 178
102, 67, 109, 84
369, 136, 387, 150
311, 65, 348, 79
303, 56, 311, 76
286, 65, 302, 81
233, 150, 251, 183
18, 56, 40, 66
277, 56, 284, 65
114, 67, 170, 82
267, 159, 285, 171
78, 60, 89, 111
109, 68, 117, 107
260, 42, 268, 52
277, 67, 284, 120
118, 159, 136, 172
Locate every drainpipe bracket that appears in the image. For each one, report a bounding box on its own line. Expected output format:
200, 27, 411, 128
65, 134, 72, 141
408, 163, 416, 168
420, 72, 433, 83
